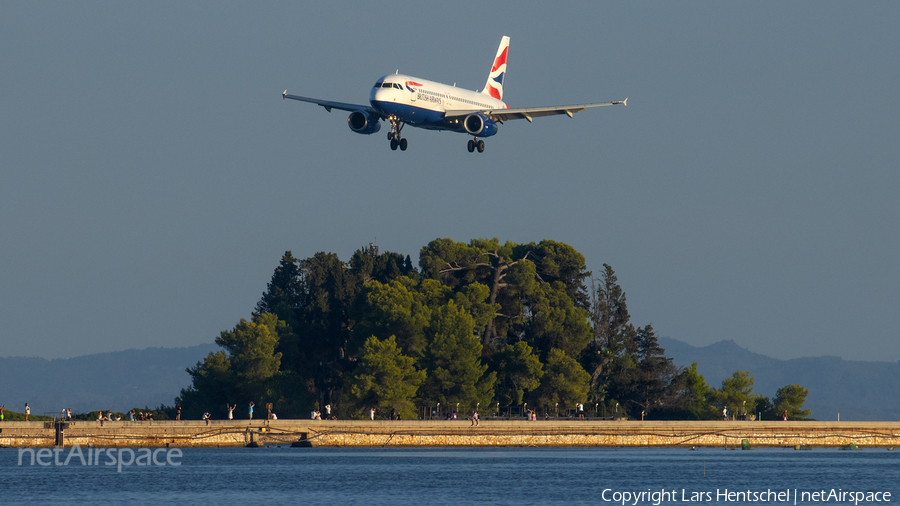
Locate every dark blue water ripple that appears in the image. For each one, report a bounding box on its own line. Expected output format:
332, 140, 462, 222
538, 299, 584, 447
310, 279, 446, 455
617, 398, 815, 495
1, 447, 897, 505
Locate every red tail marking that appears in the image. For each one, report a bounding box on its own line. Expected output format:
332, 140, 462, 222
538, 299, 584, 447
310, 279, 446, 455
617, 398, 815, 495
491, 47, 508, 72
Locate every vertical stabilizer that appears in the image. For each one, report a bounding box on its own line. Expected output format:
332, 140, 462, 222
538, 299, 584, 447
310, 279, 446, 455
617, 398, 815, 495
482, 36, 509, 100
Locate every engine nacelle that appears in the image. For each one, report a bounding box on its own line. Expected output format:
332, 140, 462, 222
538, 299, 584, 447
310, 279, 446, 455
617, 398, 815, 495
348, 111, 382, 135
463, 114, 498, 137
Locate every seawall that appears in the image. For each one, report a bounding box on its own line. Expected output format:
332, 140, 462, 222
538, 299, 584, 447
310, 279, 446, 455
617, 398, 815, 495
2, 420, 899, 448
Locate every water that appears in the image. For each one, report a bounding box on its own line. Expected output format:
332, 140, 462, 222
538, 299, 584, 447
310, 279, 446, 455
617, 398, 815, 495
2, 446, 898, 505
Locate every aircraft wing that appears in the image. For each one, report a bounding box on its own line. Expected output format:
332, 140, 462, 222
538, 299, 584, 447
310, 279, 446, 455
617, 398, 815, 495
444, 98, 626, 123
282, 91, 381, 116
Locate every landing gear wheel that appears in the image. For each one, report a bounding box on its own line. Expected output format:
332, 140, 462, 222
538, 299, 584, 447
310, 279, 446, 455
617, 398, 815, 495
399, 138, 408, 151
388, 131, 395, 141
390, 139, 398, 150
477, 140, 485, 153
467, 139, 475, 153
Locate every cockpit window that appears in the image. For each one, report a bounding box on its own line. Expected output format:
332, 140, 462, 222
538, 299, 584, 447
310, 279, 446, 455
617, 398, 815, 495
374, 80, 384, 87
381, 82, 392, 88
394, 83, 402, 89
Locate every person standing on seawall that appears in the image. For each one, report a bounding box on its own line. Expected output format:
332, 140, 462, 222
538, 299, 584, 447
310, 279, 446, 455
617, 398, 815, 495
228, 404, 236, 420
248, 401, 255, 420
722, 406, 727, 421
369, 407, 375, 420
0, 405, 5, 421
25, 403, 30, 421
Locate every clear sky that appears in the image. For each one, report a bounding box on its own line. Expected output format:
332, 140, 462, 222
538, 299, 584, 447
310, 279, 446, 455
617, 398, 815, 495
2, 2, 898, 362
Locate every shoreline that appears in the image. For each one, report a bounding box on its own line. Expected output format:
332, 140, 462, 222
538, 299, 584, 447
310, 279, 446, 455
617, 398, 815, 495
2, 420, 899, 449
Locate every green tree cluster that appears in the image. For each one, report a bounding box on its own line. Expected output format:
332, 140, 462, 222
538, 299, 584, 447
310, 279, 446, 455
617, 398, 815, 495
175, 239, 810, 421
691, 371, 813, 421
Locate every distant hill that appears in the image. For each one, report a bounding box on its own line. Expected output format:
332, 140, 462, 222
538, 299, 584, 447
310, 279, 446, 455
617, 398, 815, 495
659, 337, 900, 421
0, 344, 217, 415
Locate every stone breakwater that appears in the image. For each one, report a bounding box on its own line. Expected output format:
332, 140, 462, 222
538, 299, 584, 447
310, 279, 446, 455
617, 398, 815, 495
1, 420, 899, 448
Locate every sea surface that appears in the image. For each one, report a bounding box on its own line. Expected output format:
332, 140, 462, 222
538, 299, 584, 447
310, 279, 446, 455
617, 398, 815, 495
1, 446, 898, 505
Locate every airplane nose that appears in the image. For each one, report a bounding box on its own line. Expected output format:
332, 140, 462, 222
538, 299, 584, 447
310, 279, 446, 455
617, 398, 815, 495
372, 88, 390, 103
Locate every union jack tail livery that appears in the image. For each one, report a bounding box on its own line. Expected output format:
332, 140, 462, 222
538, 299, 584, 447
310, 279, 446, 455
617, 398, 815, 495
482, 36, 509, 101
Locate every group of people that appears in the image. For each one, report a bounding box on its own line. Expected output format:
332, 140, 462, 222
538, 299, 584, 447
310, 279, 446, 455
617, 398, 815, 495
0, 404, 31, 421
197, 401, 286, 423
127, 409, 154, 421
310, 403, 334, 420
722, 406, 790, 421
0, 405, 33, 422
97, 410, 121, 421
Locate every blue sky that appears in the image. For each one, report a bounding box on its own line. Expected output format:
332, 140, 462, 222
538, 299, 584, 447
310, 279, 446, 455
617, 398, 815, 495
2, 1, 898, 361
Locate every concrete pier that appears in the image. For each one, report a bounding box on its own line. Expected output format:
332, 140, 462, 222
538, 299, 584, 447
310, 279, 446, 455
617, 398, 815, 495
2, 420, 899, 449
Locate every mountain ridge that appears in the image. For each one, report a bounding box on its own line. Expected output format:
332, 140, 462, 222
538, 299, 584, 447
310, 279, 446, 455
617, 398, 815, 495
0, 343, 218, 415
659, 337, 900, 421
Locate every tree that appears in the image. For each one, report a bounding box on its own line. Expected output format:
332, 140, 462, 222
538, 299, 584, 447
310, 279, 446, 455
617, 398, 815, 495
345, 335, 425, 420
531, 348, 590, 412
581, 264, 637, 404
524, 240, 592, 310
350, 277, 498, 359
752, 394, 775, 420
253, 251, 302, 326
679, 363, 717, 419
177, 313, 286, 419
522, 280, 593, 360
709, 370, 755, 418
350, 277, 438, 358
420, 300, 496, 411
627, 324, 682, 417
349, 244, 418, 285
215, 313, 284, 393
178, 350, 233, 419
773, 384, 811, 420
491, 341, 543, 406
290, 251, 357, 408
419, 238, 543, 348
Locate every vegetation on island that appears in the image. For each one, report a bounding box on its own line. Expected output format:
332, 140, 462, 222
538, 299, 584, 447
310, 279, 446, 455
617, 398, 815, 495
174, 239, 810, 421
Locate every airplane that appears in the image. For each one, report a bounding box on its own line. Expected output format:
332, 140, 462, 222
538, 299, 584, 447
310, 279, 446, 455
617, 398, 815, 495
283, 36, 626, 153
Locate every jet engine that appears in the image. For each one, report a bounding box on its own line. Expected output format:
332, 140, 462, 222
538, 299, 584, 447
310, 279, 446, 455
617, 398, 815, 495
463, 114, 498, 137
348, 111, 382, 135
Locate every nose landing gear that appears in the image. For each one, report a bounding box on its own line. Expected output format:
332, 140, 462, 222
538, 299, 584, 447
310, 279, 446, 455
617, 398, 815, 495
388, 117, 407, 151
467, 138, 485, 153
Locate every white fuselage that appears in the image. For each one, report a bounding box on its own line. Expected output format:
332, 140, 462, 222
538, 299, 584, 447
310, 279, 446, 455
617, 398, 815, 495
369, 74, 507, 131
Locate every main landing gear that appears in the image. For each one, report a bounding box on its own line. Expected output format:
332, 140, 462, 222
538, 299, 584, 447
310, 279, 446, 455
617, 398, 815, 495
467, 138, 485, 153
388, 117, 407, 151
